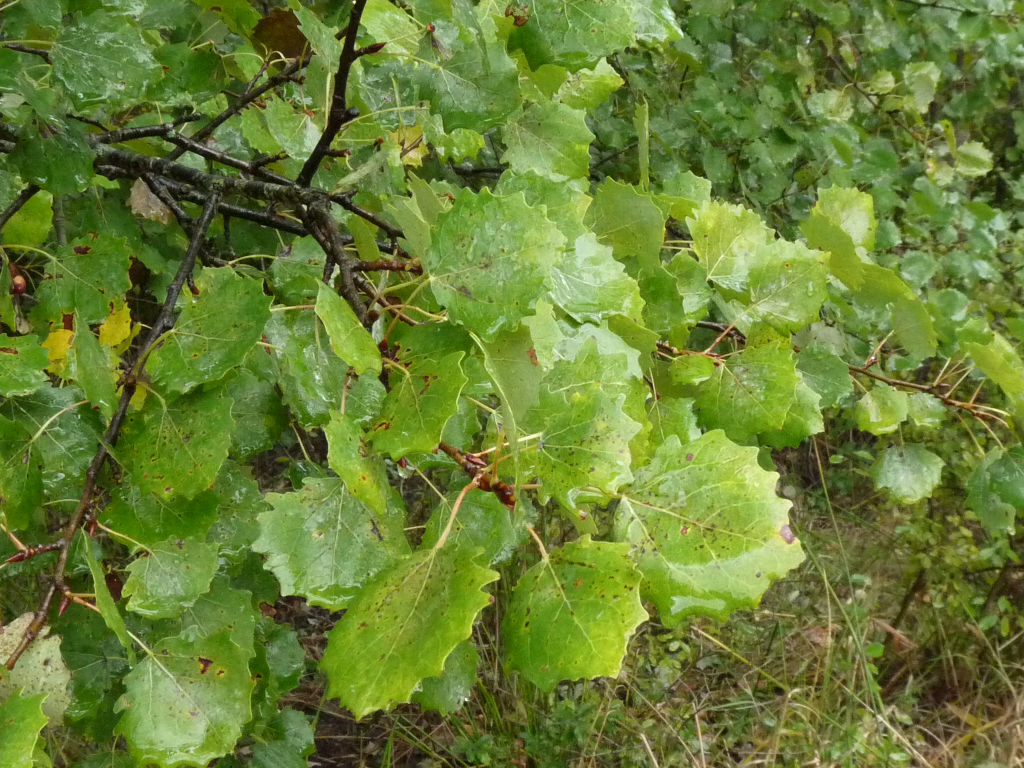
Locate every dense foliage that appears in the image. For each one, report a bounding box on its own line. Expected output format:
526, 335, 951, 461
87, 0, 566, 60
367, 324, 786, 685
0, 1, 1022, 765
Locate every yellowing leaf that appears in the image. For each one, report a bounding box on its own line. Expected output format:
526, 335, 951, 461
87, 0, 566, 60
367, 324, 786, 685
390, 126, 428, 167
41, 328, 74, 375
99, 302, 135, 349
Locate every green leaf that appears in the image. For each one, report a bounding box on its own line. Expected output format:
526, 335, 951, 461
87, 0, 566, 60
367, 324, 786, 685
1, 188, 52, 247
410, 9, 520, 132
796, 346, 853, 408
510, 0, 638, 70
52, 11, 161, 109
962, 332, 1024, 423
551, 234, 644, 324
529, 352, 642, 508
117, 389, 234, 500
324, 411, 391, 514
616, 432, 804, 623
955, 141, 993, 178
321, 546, 498, 719
250, 709, 315, 768
496, 171, 592, 242
69, 324, 117, 418
967, 447, 1024, 535
420, 488, 524, 566
891, 298, 937, 360
8, 122, 95, 196
855, 386, 909, 435
0, 388, 101, 504
690, 336, 799, 444
557, 59, 623, 110
194, 0, 261, 36
265, 310, 351, 428
585, 179, 665, 271
866, 69, 896, 94
815, 187, 877, 251
411, 639, 479, 716
0, 692, 48, 768
733, 240, 828, 334
478, 325, 542, 436
180, 581, 258, 648
105, 484, 219, 548
251, 621, 305, 715
648, 396, 701, 448
656, 170, 712, 221
0, 334, 49, 396
504, 536, 647, 691
638, 256, 711, 344
291, 4, 342, 61
424, 188, 564, 342
30, 235, 132, 326
0, 416, 42, 530
761, 377, 824, 449
123, 537, 220, 619
800, 207, 865, 289
223, 367, 288, 459
870, 444, 944, 504
254, 477, 409, 610
0, 613, 72, 723
903, 61, 941, 112
501, 100, 594, 180
82, 533, 133, 655
115, 629, 254, 768
149, 268, 272, 394
370, 350, 468, 458
687, 201, 773, 292
907, 392, 946, 429
315, 283, 381, 376
801, 186, 876, 289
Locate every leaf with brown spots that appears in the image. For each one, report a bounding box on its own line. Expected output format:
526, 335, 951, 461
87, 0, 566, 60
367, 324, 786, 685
254, 477, 409, 610
123, 536, 220, 619
616, 431, 804, 624
116, 389, 233, 501
115, 629, 254, 767
321, 546, 497, 719
503, 536, 647, 691
148, 267, 271, 394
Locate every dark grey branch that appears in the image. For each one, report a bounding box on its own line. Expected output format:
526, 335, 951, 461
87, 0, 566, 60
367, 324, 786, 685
295, 0, 369, 187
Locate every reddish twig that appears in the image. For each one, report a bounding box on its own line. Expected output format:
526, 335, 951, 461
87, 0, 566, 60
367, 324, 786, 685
4, 541, 64, 565
438, 442, 517, 510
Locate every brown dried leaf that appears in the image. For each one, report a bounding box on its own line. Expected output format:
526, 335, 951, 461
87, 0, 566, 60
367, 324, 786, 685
129, 179, 171, 224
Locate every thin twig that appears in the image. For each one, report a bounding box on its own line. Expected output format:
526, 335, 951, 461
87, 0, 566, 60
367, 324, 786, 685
142, 173, 193, 229
158, 179, 307, 236
331, 194, 403, 238
1, 43, 51, 62
165, 55, 310, 162
4, 190, 221, 671
93, 115, 201, 144
162, 131, 292, 185
354, 259, 422, 273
